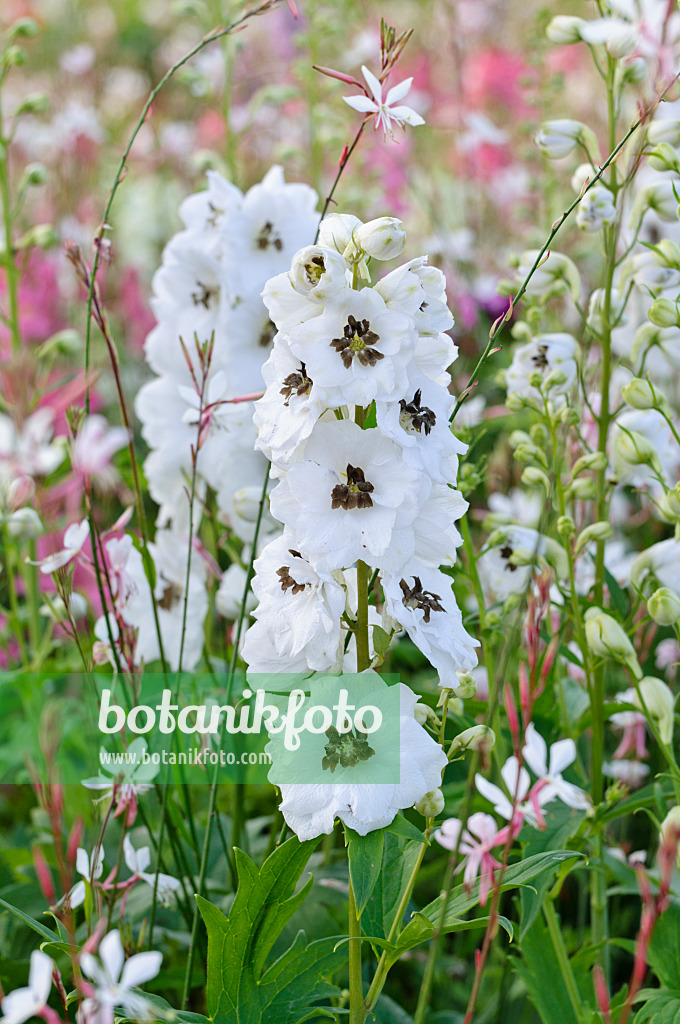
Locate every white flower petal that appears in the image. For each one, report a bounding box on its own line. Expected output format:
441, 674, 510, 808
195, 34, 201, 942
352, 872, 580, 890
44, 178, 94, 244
360, 65, 383, 104
120, 951, 162, 990
385, 76, 414, 105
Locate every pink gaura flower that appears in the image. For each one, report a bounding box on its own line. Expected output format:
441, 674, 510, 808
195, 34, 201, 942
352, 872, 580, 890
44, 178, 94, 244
435, 811, 507, 905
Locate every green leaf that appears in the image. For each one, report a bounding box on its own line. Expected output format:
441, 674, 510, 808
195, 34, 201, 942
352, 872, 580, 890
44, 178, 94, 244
648, 903, 680, 989
372, 626, 392, 660
634, 992, 680, 1024
347, 829, 384, 917
0, 896, 61, 944
519, 806, 584, 939
384, 814, 429, 845
362, 834, 422, 944
513, 918, 579, 1024
605, 566, 629, 618
197, 836, 346, 1024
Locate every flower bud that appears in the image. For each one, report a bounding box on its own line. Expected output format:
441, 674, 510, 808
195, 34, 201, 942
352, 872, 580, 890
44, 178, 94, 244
414, 788, 445, 817
6, 475, 35, 511
648, 119, 680, 146
546, 15, 586, 43
571, 451, 608, 476
557, 514, 575, 538
449, 724, 495, 756
567, 476, 596, 500
233, 486, 265, 522
521, 466, 551, 491
647, 297, 680, 329
574, 521, 613, 555
14, 91, 49, 115
17, 223, 58, 250
648, 587, 680, 627
660, 806, 680, 868
629, 182, 680, 228
666, 483, 680, 518
317, 213, 363, 255
612, 429, 662, 474
38, 328, 82, 358
355, 217, 406, 261
560, 407, 581, 426
452, 670, 477, 699
621, 376, 670, 412
648, 142, 680, 174
535, 119, 596, 160
635, 676, 675, 744
584, 607, 642, 678
20, 162, 48, 187
651, 238, 680, 270
7, 507, 42, 540
413, 702, 430, 726
620, 57, 647, 84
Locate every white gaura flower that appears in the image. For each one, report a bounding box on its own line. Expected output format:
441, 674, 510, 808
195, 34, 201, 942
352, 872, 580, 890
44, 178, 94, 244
382, 565, 479, 681
288, 286, 416, 407
242, 534, 346, 672
82, 738, 158, 815
0, 407, 64, 483
268, 420, 423, 573
63, 846, 104, 909
476, 756, 541, 826
275, 677, 445, 840
506, 333, 578, 403
123, 836, 180, 904
37, 519, 89, 574
343, 65, 425, 139
79, 930, 162, 1024
522, 723, 591, 810
71, 415, 128, 485
0, 950, 53, 1024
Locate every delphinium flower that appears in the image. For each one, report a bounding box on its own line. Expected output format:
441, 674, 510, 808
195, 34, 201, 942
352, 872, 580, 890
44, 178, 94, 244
246, 214, 479, 836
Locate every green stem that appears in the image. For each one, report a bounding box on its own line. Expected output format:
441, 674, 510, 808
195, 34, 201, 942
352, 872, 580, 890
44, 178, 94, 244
355, 559, 370, 672
2, 525, 28, 665
543, 900, 583, 1021
348, 880, 365, 1024
0, 122, 20, 354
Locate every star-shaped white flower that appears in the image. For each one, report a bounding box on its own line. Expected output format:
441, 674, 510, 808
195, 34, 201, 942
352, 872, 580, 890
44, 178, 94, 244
0, 950, 53, 1024
79, 930, 162, 1024
37, 519, 89, 574
522, 724, 591, 810
343, 65, 425, 139
123, 835, 180, 904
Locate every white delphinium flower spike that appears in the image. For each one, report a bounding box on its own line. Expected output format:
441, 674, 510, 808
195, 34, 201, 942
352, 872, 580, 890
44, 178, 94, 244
344, 65, 425, 138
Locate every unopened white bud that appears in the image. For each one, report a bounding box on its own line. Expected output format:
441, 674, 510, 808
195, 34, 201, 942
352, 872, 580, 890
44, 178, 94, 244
414, 788, 445, 817
621, 377, 670, 412
635, 676, 675, 745
584, 607, 642, 678
648, 142, 680, 174
648, 588, 680, 627
449, 724, 495, 755
317, 213, 363, 255
648, 297, 680, 329
647, 120, 680, 146
574, 521, 613, 555
413, 702, 430, 726
355, 217, 406, 261
535, 119, 596, 160
452, 671, 477, 699
546, 15, 586, 43
7, 507, 42, 540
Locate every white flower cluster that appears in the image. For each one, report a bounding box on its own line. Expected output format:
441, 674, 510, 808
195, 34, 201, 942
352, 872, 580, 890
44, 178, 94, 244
244, 212, 479, 683
123, 166, 320, 669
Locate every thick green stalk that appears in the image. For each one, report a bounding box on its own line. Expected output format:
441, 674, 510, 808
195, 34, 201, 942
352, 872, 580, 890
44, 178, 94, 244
0, 127, 20, 354
348, 880, 365, 1024
355, 559, 370, 672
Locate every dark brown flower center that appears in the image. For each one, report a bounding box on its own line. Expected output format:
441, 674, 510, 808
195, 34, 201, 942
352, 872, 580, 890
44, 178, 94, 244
531, 344, 549, 369
331, 464, 374, 510
330, 315, 383, 369
500, 544, 518, 572
280, 362, 313, 405
276, 550, 310, 596
400, 576, 445, 623
322, 725, 375, 773
259, 318, 277, 347
305, 254, 326, 285
205, 201, 224, 228
191, 281, 218, 309
256, 221, 283, 251
399, 388, 437, 435
157, 579, 182, 610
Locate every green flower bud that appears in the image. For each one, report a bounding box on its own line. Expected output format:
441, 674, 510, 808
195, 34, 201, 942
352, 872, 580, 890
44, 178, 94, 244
449, 725, 495, 756
521, 466, 550, 491
354, 217, 406, 260
414, 788, 445, 817
567, 476, 596, 500
648, 297, 680, 328
14, 92, 49, 115
452, 671, 477, 699
648, 142, 680, 174
621, 376, 670, 412
560, 407, 581, 426
648, 120, 680, 147
584, 607, 642, 678
557, 514, 575, 538
635, 676, 675, 745
574, 521, 613, 555
650, 238, 680, 270
546, 15, 586, 43
648, 587, 680, 626
571, 451, 608, 476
